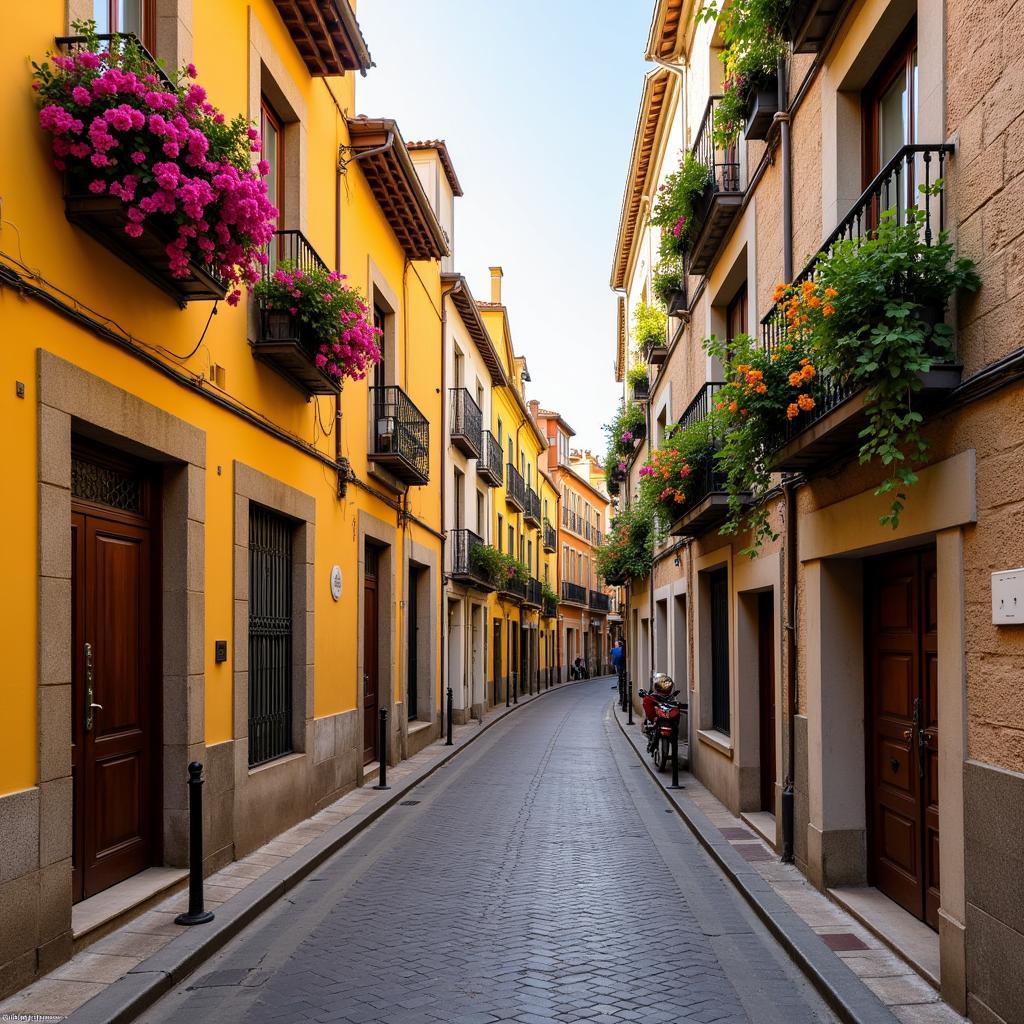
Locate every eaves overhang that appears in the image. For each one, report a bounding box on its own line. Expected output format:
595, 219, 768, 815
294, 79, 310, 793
273, 0, 373, 76
442, 273, 507, 387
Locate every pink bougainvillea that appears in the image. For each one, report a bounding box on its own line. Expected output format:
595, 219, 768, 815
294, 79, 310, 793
32, 26, 277, 304
254, 263, 381, 383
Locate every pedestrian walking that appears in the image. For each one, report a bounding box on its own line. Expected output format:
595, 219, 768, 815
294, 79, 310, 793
611, 639, 626, 704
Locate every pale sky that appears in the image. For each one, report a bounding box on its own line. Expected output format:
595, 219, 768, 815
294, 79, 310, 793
355, 0, 652, 458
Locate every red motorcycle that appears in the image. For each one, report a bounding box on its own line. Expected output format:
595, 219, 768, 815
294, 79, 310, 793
639, 674, 686, 772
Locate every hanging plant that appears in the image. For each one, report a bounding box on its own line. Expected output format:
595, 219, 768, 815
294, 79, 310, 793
653, 258, 685, 308
633, 300, 667, 352
595, 497, 656, 582
638, 418, 716, 523
253, 261, 381, 382
32, 22, 277, 304
651, 153, 712, 259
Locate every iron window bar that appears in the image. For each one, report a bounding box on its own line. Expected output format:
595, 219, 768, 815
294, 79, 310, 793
692, 96, 742, 196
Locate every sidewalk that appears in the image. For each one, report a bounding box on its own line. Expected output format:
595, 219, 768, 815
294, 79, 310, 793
612, 701, 965, 1024
0, 679, 587, 1023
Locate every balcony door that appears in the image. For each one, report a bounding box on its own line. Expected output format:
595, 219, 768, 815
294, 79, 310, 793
93, 0, 152, 46
864, 26, 918, 212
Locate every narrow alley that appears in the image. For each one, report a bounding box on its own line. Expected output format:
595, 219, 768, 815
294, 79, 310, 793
136, 679, 835, 1024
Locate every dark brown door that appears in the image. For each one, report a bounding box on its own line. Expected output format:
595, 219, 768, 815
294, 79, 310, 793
867, 548, 939, 929
493, 620, 502, 704
757, 592, 776, 813
71, 454, 157, 902
363, 547, 380, 762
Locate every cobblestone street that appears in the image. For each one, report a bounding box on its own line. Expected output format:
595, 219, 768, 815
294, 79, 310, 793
138, 679, 837, 1024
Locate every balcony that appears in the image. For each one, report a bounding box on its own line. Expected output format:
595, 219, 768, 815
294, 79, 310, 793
668, 383, 752, 539
784, 0, 853, 53
478, 430, 503, 488
644, 338, 668, 367
687, 97, 745, 277
631, 376, 651, 402
449, 388, 482, 458
589, 590, 610, 613
524, 487, 541, 527
543, 594, 558, 618
561, 581, 587, 606
497, 575, 526, 603
543, 520, 557, 553
252, 231, 340, 395
369, 386, 430, 486
760, 145, 959, 474
505, 464, 526, 512
448, 529, 496, 593
523, 579, 543, 609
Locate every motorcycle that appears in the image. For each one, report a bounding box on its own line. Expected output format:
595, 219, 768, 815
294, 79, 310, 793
638, 674, 686, 772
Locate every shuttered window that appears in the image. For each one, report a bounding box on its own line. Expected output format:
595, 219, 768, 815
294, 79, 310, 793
248, 504, 294, 767
710, 568, 730, 735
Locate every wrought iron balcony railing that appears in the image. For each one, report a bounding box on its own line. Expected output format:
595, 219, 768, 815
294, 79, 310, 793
760, 144, 957, 471
543, 520, 557, 552
524, 486, 541, 526
478, 430, 503, 488
369, 386, 430, 486
678, 381, 725, 432
505, 464, 526, 512
449, 388, 483, 458
687, 96, 745, 276
589, 590, 611, 613
561, 581, 587, 606
253, 231, 338, 395
543, 594, 558, 618
497, 574, 526, 602
448, 529, 496, 592
523, 578, 543, 609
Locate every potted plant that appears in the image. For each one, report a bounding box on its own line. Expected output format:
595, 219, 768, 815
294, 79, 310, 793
595, 496, 656, 583
653, 259, 687, 315
628, 362, 651, 401
32, 22, 277, 305
651, 153, 712, 260
252, 261, 381, 383
469, 542, 504, 586
633, 300, 667, 360
638, 418, 716, 523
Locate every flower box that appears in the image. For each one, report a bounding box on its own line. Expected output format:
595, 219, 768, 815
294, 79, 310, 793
744, 82, 779, 141
667, 288, 688, 317
768, 366, 962, 473
252, 307, 341, 396
644, 340, 668, 367
632, 377, 650, 402
64, 192, 226, 306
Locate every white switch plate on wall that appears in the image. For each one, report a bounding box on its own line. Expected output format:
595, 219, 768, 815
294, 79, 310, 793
992, 568, 1024, 625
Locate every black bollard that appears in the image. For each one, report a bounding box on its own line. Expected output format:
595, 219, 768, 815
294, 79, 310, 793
669, 718, 684, 790
627, 680, 633, 725
374, 707, 390, 790
446, 687, 454, 746
513, 673, 518, 705
175, 762, 214, 926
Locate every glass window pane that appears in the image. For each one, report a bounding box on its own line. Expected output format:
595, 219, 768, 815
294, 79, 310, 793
93, 0, 111, 34
121, 0, 144, 37
878, 72, 908, 169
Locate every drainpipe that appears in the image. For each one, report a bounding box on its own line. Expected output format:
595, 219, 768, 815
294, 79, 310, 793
777, 52, 798, 864
440, 281, 457, 735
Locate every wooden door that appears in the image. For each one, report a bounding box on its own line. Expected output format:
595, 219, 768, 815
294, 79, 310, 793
407, 569, 419, 722
363, 548, 380, 762
867, 548, 939, 929
71, 453, 157, 901
757, 593, 776, 813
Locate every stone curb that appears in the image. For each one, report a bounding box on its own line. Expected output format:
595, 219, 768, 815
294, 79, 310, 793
611, 701, 899, 1024
65, 678, 592, 1024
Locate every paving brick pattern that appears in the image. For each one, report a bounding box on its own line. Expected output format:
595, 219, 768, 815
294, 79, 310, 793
139, 679, 834, 1024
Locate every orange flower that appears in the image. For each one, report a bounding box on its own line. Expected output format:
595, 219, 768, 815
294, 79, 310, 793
728, 400, 738, 413
786, 403, 799, 420
756, 383, 767, 394
808, 295, 822, 308
801, 364, 816, 381
797, 393, 815, 412
770, 353, 780, 362
824, 287, 838, 298
746, 369, 763, 381
784, 344, 793, 351
788, 371, 803, 387
822, 304, 835, 317
773, 283, 787, 302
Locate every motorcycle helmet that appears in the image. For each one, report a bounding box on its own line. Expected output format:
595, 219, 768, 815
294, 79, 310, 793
652, 672, 674, 697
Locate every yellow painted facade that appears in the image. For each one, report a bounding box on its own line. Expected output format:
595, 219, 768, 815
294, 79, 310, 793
0, 0, 446, 990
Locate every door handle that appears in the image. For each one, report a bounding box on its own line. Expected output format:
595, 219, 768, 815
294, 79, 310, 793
84, 642, 100, 732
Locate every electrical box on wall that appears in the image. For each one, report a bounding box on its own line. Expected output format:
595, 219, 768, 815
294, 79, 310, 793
992, 568, 1024, 625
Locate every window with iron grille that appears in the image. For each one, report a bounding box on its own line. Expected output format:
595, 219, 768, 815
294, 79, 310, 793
248, 504, 294, 767
709, 568, 730, 735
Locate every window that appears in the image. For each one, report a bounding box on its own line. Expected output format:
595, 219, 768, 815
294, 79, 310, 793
497, 419, 503, 448
93, 0, 150, 44
248, 504, 294, 767
508, 524, 514, 556
453, 349, 464, 388
864, 26, 918, 205
726, 283, 747, 359
260, 98, 285, 241
497, 514, 504, 551
527, 539, 533, 572
454, 469, 464, 530
372, 305, 387, 390
709, 568, 730, 735
477, 490, 486, 537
